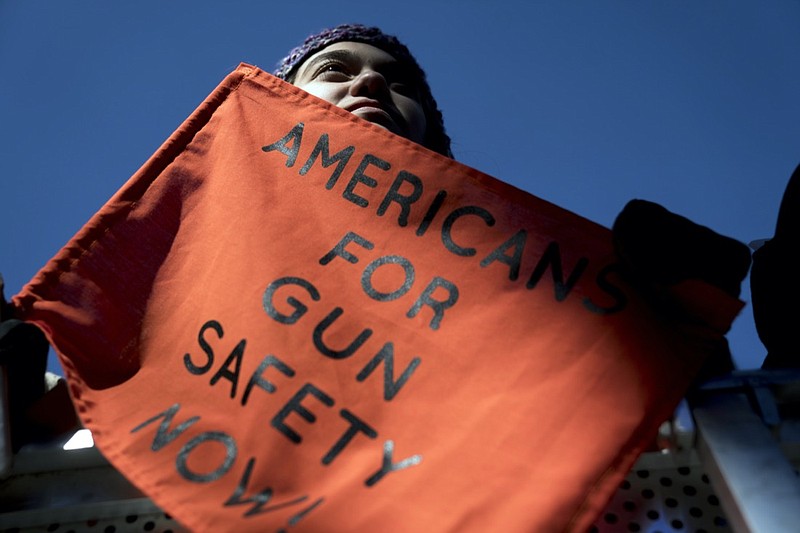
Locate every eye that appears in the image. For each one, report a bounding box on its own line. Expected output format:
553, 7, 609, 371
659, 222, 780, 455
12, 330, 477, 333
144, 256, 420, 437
390, 81, 416, 97
389, 78, 423, 102
313, 60, 351, 81
384, 66, 419, 99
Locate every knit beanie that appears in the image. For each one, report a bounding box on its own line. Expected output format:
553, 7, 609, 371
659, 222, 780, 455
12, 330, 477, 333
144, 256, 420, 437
274, 24, 452, 158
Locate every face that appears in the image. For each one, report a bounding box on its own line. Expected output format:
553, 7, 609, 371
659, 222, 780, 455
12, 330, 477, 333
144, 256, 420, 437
291, 42, 427, 145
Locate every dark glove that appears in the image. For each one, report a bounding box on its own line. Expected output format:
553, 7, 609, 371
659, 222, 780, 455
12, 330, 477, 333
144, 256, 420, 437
752, 163, 800, 368
612, 199, 752, 378
613, 200, 751, 299
1, 273, 52, 450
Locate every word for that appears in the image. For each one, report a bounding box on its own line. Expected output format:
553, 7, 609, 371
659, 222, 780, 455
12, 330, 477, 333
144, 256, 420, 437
268, 230, 460, 332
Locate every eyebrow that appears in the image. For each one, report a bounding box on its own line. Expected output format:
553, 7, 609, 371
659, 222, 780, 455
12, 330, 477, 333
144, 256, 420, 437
297, 48, 413, 84
297, 49, 360, 80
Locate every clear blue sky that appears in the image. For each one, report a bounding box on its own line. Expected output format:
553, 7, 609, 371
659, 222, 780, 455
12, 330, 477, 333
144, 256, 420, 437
1, 1, 798, 371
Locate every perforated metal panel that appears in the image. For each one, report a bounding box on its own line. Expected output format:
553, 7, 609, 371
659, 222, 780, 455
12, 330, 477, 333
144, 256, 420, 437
0, 443, 185, 533
591, 451, 731, 533
1, 511, 184, 533
0, 443, 734, 533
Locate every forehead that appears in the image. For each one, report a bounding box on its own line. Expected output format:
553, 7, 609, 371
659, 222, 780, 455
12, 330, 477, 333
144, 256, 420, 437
295, 41, 399, 77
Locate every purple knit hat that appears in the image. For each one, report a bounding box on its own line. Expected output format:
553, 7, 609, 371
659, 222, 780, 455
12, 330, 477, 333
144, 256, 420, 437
274, 24, 452, 158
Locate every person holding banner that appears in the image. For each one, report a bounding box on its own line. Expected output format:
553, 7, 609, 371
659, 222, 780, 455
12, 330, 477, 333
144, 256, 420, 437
1, 22, 761, 531
0, 20, 751, 451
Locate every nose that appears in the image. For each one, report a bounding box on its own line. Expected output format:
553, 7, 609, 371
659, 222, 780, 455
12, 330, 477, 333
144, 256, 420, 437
349, 69, 390, 98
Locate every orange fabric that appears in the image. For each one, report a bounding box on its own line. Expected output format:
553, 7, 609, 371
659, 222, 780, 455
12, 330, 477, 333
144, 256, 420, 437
13, 64, 742, 532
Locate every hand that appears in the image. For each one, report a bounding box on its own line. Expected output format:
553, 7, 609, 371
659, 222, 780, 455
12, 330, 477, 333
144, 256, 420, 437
752, 163, 800, 368
612, 199, 752, 378
612, 199, 751, 299
0, 273, 54, 450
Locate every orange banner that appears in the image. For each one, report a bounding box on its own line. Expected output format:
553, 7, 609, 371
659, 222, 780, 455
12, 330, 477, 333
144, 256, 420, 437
13, 64, 740, 532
